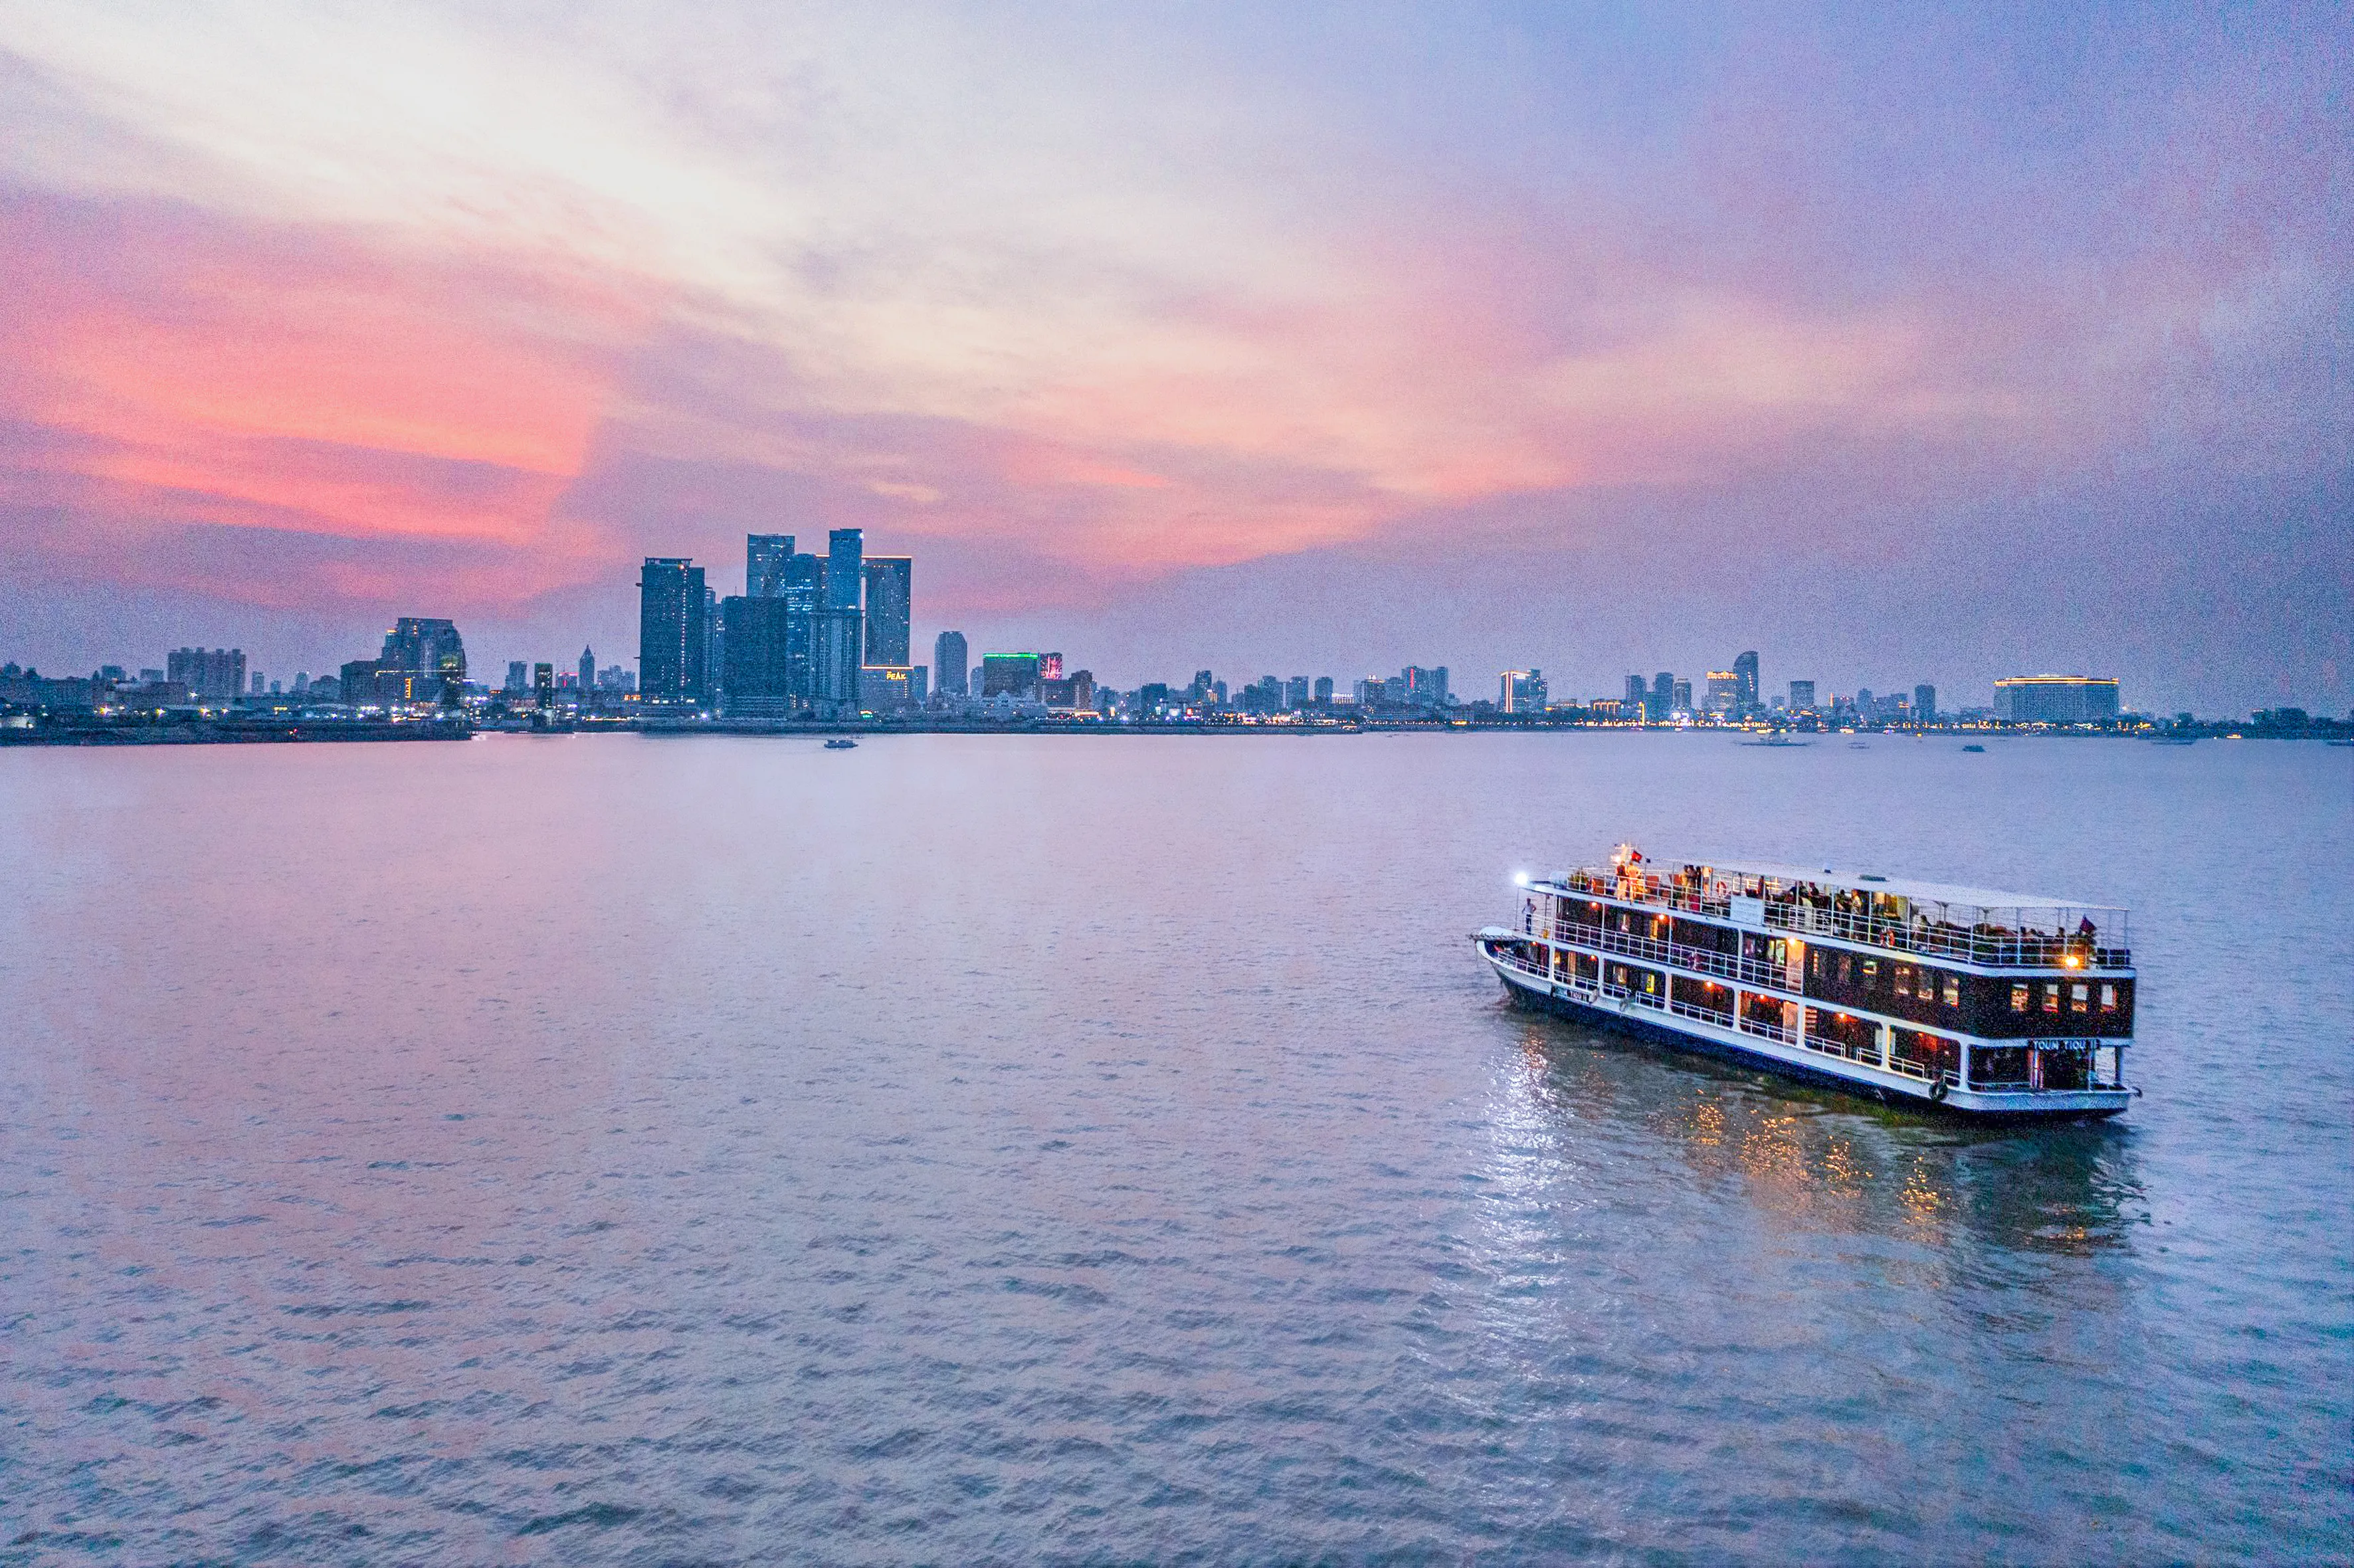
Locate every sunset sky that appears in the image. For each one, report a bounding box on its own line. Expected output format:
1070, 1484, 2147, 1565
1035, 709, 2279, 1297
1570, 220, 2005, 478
1, 2, 2345, 712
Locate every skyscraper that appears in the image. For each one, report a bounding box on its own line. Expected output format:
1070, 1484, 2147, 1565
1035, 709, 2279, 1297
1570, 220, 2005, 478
747, 534, 795, 597
862, 555, 912, 666
578, 646, 595, 694
1789, 680, 1816, 710
814, 529, 864, 711
1734, 650, 1760, 712
1672, 678, 1692, 712
1625, 674, 1646, 709
934, 631, 968, 696
1649, 671, 1673, 722
1914, 684, 1937, 722
1500, 670, 1547, 712
638, 558, 708, 705
1313, 676, 1333, 706
505, 660, 529, 693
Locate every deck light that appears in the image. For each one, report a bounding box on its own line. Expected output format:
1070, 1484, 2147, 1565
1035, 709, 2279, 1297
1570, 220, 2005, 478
1513, 872, 1529, 886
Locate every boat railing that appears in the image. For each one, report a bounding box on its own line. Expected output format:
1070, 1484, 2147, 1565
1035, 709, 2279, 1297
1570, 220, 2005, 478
1668, 998, 1734, 1030
1551, 922, 1790, 992
1548, 872, 2131, 969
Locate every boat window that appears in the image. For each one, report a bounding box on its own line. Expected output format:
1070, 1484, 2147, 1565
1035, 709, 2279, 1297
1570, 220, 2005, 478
2071, 983, 2090, 1014
2100, 983, 2117, 1012
2043, 983, 2061, 1014
1862, 959, 1878, 983
1811, 950, 1824, 977
1941, 975, 1959, 1007
1839, 955, 1854, 983
2011, 983, 2030, 1013
1895, 966, 1912, 997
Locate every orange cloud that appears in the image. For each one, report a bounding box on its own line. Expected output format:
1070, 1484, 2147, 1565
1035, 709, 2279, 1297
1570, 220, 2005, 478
0, 197, 658, 586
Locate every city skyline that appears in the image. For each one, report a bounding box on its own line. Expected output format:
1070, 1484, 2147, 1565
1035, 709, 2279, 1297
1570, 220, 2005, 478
0, 5, 2343, 716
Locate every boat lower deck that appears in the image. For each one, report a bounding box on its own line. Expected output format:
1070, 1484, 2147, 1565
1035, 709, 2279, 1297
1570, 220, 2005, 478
1478, 935, 2130, 1120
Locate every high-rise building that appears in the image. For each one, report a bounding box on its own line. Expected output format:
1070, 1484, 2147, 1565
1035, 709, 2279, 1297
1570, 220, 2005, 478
933, 631, 968, 696
1789, 680, 1817, 710
1994, 676, 2120, 724
1313, 676, 1333, 706
862, 556, 912, 667
638, 558, 708, 705
167, 647, 246, 704
1672, 678, 1692, 713
747, 534, 794, 597
1625, 674, 1646, 709
1914, 684, 1937, 722
1705, 671, 1741, 714
811, 530, 862, 711
1500, 670, 1547, 713
578, 646, 595, 694
782, 549, 824, 704
1286, 676, 1310, 710
505, 660, 530, 693
1404, 666, 1448, 706
721, 596, 797, 716
381, 618, 466, 700
1648, 671, 1674, 722
534, 662, 555, 709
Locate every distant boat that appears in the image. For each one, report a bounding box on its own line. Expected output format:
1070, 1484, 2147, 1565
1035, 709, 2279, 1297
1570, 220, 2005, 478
1962, 743, 1986, 752
2151, 736, 2197, 746
824, 737, 858, 749
1848, 740, 1870, 749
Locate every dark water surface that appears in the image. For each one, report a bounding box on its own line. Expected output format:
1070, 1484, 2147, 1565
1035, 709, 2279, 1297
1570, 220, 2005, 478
3, 734, 2347, 1564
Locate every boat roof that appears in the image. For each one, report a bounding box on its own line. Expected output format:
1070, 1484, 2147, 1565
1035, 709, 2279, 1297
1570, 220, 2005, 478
1557, 855, 2121, 914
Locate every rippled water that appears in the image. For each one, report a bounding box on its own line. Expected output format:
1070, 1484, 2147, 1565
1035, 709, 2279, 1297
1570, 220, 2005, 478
2, 733, 2347, 1563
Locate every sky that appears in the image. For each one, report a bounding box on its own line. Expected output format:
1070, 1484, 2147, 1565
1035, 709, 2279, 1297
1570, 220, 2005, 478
0, 1, 2346, 714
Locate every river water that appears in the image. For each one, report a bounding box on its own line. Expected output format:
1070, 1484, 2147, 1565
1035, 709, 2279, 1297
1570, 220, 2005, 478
2, 733, 2347, 1564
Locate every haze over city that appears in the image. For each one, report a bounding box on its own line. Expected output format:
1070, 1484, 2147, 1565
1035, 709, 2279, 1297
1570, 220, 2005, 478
1, 3, 2346, 715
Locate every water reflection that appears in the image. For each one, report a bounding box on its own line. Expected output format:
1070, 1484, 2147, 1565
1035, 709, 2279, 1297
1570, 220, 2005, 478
1502, 1008, 2146, 1258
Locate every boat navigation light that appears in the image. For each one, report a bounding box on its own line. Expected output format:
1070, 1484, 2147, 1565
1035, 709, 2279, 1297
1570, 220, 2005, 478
1513, 872, 1530, 887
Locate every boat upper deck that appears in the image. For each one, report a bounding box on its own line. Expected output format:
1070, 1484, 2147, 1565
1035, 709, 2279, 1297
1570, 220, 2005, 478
1529, 850, 2131, 971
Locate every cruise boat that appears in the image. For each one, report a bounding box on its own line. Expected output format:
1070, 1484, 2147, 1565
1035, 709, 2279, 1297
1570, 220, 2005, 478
1473, 846, 2136, 1118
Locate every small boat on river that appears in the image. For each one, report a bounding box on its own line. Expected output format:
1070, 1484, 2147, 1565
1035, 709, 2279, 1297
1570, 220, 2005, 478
824, 737, 858, 749
1474, 845, 2137, 1119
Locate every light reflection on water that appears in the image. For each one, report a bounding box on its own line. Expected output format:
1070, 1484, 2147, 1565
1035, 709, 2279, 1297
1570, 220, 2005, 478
0, 733, 2345, 1563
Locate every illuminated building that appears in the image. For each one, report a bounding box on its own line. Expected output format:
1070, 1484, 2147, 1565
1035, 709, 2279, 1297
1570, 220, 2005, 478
1789, 679, 1816, 711
1734, 650, 1760, 712
862, 556, 912, 666
981, 652, 1043, 699
1995, 676, 2121, 724
1500, 670, 1547, 712
747, 534, 794, 597
638, 558, 709, 706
